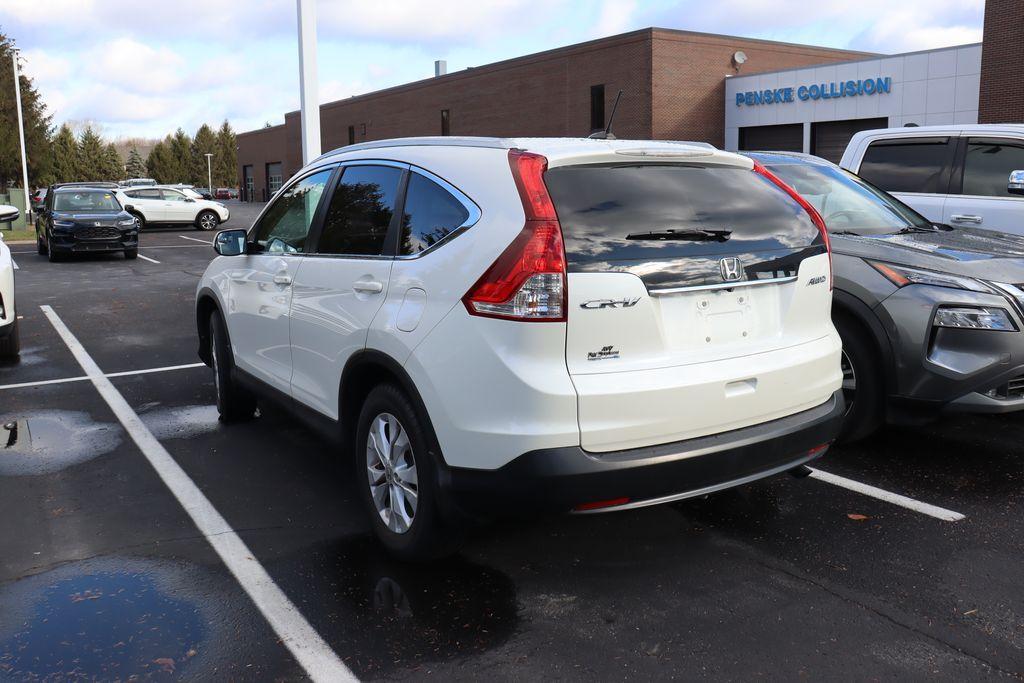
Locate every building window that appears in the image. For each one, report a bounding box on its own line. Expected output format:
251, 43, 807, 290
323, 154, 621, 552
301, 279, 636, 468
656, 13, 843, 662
266, 162, 283, 196
441, 109, 450, 136
348, 125, 355, 145
590, 84, 605, 132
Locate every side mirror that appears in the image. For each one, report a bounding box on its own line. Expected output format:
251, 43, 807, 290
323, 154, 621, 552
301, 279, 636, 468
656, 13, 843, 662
124, 204, 135, 212
214, 229, 248, 256
0, 205, 19, 223
1009, 170, 1024, 196
185, 197, 196, 203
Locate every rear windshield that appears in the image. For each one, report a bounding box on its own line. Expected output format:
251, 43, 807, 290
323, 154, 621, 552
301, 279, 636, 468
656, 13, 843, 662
545, 164, 819, 268
53, 191, 121, 213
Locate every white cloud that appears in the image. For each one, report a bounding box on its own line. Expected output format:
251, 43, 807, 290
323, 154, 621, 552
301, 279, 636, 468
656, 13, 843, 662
593, 0, 639, 38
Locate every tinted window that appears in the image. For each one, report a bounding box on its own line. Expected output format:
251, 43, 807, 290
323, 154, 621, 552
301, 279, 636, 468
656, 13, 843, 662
252, 169, 333, 254
136, 189, 162, 199
546, 164, 819, 267
398, 173, 470, 255
858, 138, 953, 193
962, 139, 1024, 197
318, 165, 402, 256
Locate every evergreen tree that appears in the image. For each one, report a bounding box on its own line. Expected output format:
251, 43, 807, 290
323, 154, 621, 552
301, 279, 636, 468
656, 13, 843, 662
76, 126, 105, 180
102, 143, 124, 181
146, 139, 174, 183
190, 123, 217, 188
50, 124, 80, 183
0, 33, 53, 189
125, 146, 146, 178
167, 128, 191, 183
214, 120, 237, 187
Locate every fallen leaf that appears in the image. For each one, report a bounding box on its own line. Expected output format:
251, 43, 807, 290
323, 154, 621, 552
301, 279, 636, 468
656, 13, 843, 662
963, 609, 978, 616
847, 513, 868, 521
153, 658, 175, 673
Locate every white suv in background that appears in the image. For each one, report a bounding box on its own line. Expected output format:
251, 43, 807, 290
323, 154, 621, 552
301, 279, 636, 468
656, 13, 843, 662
840, 124, 1024, 235
0, 205, 19, 359
195, 136, 844, 558
117, 185, 230, 231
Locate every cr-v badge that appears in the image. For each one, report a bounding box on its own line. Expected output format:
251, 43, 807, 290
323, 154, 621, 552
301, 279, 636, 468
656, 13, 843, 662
580, 298, 641, 309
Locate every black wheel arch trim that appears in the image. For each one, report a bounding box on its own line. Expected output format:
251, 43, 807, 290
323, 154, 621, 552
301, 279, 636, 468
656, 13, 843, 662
195, 286, 222, 366
832, 289, 897, 394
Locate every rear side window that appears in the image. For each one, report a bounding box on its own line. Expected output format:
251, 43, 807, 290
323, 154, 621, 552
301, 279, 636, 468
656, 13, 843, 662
545, 164, 819, 269
398, 173, 470, 255
858, 138, 953, 194
962, 138, 1024, 197
318, 165, 402, 256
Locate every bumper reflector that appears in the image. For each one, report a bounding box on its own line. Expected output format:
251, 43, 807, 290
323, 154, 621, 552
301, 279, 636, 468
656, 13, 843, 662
573, 497, 630, 512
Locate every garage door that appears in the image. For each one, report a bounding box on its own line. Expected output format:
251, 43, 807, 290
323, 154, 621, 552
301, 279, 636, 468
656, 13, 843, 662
738, 124, 803, 153
811, 118, 888, 163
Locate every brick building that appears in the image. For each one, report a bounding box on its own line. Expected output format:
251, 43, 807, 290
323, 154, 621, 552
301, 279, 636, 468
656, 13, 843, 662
979, 0, 1024, 124
237, 28, 870, 200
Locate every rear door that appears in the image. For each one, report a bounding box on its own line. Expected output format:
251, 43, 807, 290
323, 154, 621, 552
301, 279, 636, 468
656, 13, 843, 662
128, 189, 165, 221
545, 162, 837, 451
942, 136, 1024, 235
288, 163, 404, 418
855, 135, 956, 223
226, 167, 335, 393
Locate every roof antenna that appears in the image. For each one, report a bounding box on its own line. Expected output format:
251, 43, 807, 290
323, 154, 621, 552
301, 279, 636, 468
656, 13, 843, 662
589, 89, 623, 140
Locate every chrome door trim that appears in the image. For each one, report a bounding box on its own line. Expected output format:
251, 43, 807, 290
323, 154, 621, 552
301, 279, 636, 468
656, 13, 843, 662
648, 275, 798, 296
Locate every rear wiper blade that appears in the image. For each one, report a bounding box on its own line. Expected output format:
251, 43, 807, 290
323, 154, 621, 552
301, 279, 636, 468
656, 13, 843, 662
625, 229, 731, 242
897, 225, 939, 234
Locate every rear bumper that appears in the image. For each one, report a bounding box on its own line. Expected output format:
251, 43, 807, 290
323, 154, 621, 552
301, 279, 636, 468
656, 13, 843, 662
442, 389, 844, 516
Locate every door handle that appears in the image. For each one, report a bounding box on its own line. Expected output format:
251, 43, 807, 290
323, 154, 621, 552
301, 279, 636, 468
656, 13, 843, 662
353, 280, 384, 293
273, 273, 292, 286
950, 214, 982, 224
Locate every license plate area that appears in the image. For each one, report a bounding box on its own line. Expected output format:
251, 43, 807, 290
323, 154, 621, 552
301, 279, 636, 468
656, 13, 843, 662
659, 286, 781, 352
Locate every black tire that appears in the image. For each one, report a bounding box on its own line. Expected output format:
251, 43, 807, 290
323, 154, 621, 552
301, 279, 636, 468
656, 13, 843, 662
0, 315, 19, 360
196, 210, 219, 231
125, 248, 138, 260
834, 313, 885, 443
356, 383, 462, 561
209, 311, 257, 422
47, 242, 63, 262
130, 212, 146, 231
36, 234, 46, 255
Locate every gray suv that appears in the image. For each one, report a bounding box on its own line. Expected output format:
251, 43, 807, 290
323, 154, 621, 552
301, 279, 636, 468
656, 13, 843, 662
749, 152, 1024, 441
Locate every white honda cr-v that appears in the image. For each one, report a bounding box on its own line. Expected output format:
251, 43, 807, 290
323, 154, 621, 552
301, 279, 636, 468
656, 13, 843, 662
195, 137, 844, 559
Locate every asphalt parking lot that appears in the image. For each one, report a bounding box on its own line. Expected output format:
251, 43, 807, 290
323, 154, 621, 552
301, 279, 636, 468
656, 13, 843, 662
1, 201, 1022, 680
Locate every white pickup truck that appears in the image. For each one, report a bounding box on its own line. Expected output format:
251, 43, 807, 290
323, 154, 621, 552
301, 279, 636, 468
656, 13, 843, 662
840, 124, 1024, 235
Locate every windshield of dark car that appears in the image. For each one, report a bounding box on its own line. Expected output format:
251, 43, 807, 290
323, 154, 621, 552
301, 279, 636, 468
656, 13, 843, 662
53, 190, 122, 213
765, 162, 933, 235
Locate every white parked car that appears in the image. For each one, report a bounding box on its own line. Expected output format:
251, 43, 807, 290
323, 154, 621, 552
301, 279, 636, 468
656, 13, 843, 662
116, 185, 230, 231
840, 124, 1024, 235
195, 136, 844, 558
0, 205, 20, 359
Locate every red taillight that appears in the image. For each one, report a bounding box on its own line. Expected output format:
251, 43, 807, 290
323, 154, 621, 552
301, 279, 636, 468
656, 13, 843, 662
462, 150, 567, 322
574, 497, 631, 512
752, 161, 832, 290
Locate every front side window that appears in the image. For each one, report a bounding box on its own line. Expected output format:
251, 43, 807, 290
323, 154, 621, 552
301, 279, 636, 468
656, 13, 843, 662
161, 189, 187, 202
398, 172, 470, 255
858, 138, 953, 194
252, 168, 333, 254
962, 139, 1024, 198
317, 165, 402, 256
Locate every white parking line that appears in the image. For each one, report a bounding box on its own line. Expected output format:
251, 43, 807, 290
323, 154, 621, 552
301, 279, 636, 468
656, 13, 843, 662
0, 362, 206, 391
134, 244, 209, 249
809, 468, 966, 522
136, 253, 160, 264
179, 234, 212, 244
39, 305, 354, 682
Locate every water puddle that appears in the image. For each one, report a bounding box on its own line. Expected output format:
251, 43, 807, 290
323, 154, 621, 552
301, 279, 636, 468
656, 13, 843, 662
0, 560, 206, 680
139, 404, 221, 440
0, 411, 121, 476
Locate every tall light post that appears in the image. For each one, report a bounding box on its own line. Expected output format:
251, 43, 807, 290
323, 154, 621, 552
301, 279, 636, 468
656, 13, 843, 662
12, 52, 31, 221
296, 0, 321, 165
204, 152, 213, 196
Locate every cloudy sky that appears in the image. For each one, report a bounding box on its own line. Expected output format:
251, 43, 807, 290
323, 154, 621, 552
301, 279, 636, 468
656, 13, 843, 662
0, 0, 985, 141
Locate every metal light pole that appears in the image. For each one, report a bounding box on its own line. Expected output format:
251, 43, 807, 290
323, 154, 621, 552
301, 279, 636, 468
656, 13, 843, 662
296, 0, 321, 165
204, 153, 213, 195
12, 52, 31, 220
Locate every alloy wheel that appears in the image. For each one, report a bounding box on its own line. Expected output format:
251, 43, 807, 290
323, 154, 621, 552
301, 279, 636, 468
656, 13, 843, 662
366, 412, 419, 534
200, 213, 217, 230
840, 349, 856, 416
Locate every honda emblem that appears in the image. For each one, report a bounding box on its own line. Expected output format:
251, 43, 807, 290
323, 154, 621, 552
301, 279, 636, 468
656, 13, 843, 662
719, 257, 742, 282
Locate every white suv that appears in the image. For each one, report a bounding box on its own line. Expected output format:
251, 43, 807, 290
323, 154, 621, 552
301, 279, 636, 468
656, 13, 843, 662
117, 185, 230, 231
0, 205, 19, 359
195, 137, 844, 558
840, 124, 1024, 235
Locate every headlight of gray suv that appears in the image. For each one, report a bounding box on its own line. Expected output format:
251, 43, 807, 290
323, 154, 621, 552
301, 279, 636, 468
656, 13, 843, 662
117, 218, 137, 227
868, 261, 1017, 332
